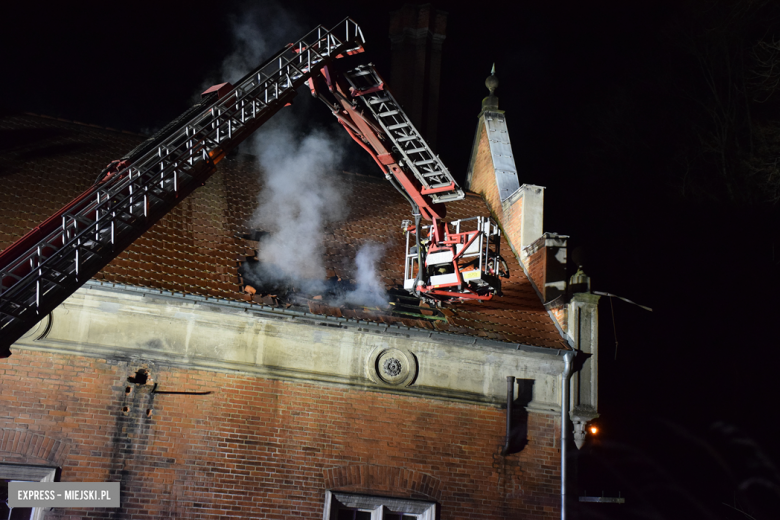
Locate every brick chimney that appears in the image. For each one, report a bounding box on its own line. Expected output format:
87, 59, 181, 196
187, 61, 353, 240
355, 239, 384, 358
389, 3, 447, 148
525, 232, 569, 303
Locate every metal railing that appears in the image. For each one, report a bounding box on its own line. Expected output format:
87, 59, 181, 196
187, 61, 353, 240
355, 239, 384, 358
403, 216, 501, 292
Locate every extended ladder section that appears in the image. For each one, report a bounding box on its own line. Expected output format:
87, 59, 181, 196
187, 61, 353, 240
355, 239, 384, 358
344, 66, 463, 204
0, 18, 365, 352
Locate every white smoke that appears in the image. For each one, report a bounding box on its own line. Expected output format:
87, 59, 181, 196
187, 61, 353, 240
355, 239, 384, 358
216, 2, 390, 306
222, 4, 302, 84
249, 125, 345, 292
344, 243, 389, 307
249, 127, 390, 307
199, 2, 302, 95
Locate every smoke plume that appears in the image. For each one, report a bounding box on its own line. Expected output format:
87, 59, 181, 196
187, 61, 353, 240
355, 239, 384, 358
344, 243, 389, 307
249, 127, 389, 307
218, 2, 390, 307
249, 125, 345, 292
220, 4, 302, 84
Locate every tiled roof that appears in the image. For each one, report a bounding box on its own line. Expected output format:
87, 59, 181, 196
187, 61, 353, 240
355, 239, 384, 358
0, 113, 566, 349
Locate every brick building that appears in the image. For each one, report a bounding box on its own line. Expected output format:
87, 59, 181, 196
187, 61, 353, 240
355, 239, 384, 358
0, 39, 599, 520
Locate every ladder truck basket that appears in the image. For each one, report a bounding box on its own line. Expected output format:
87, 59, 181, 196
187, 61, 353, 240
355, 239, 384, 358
403, 216, 505, 301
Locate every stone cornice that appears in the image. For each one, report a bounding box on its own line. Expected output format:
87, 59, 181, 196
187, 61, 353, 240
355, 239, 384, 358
14, 283, 566, 413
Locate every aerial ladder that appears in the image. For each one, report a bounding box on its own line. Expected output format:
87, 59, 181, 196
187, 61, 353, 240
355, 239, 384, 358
0, 18, 506, 355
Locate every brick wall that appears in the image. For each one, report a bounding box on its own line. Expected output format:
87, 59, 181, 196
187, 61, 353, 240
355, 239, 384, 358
0, 350, 561, 519
526, 241, 546, 299
469, 126, 524, 258
548, 303, 567, 334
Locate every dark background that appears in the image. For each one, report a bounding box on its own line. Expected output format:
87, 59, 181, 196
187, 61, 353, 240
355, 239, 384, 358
4, 1, 780, 518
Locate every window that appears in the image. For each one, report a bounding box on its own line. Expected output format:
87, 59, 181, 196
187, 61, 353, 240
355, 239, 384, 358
324, 491, 436, 520
0, 463, 58, 520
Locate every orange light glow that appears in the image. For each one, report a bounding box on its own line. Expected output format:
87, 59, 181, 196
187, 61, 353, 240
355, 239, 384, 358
590, 426, 598, 435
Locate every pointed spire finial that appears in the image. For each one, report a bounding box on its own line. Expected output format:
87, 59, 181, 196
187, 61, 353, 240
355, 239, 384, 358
485, 63, 499, 96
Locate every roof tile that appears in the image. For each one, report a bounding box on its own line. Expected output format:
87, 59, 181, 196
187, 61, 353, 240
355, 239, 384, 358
0, 113, 565, 349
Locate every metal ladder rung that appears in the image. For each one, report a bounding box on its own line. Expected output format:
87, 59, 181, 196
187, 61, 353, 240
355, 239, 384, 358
38, 275, 67, 289
422, 171, 444, 177
387, 122, 410, 130
396, 135, 417, 143
415, 159, 435, 166
368, 96, 391, 104
0, 306, 27, 320
377, 110, 400, 117
403, 147, 426, 154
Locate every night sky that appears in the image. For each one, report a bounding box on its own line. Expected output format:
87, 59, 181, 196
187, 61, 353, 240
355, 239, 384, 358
4, 1, 780, 518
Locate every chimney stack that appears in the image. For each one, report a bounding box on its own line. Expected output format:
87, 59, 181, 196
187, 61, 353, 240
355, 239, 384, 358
389, 3, 447, 148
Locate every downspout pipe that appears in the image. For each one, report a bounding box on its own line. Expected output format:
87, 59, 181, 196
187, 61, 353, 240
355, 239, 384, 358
501, 376, 515, 456
561, 351, 574, 520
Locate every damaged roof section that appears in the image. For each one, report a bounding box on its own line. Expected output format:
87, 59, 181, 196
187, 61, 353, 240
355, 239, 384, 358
0, 113, 565, 349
